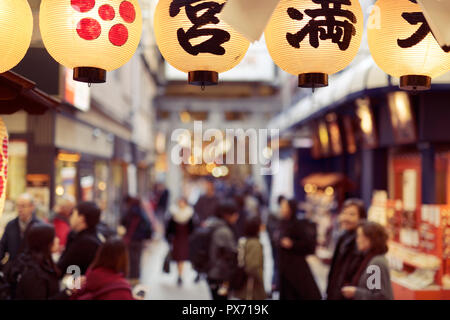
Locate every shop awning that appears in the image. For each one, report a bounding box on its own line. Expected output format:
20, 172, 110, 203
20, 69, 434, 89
0, 71, 61, 115
268, 56, 450, 135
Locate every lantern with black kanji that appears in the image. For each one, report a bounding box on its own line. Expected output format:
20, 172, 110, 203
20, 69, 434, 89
368, 0, 450, 91
0, 0, 33, 73
0, 118, 8, 218
154, 0, 250, 86
39, 0, 142, 84
265, 0, 363, 88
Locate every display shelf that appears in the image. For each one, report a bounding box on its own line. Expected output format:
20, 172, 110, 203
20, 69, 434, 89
387, 241, 441, 270
392, 281, 442, 300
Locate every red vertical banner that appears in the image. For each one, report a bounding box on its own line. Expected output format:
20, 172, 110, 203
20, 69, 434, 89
0, 117, 8, 217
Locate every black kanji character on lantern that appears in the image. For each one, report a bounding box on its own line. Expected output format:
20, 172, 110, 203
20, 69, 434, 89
286, 0, 357, 51
169, 0, 230, 56
397, 0, 432, 48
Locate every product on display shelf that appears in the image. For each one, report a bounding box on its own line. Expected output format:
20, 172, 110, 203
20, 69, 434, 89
369, 191, 450, 298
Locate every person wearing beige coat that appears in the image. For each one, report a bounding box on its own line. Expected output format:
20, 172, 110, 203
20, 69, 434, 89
234, 217, 267, 300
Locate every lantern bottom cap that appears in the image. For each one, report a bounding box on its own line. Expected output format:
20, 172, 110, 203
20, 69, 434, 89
73, 67, 106, 84
298, 73, 328, 88
188, 71, 218, 87
400, 75, 431, 91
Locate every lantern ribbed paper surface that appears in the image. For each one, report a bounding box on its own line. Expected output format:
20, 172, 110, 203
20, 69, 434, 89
40, 0, 142, 72
0, 118, 8, 218
154, 0, 250, 83
0, 0, 33, 73
264, 0, 363, 86
368, 0, 450, 81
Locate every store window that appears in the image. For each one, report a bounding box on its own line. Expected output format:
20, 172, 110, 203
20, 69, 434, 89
2, 141, 28, 228
55, 152, 79, 202
94, 161, 109, 211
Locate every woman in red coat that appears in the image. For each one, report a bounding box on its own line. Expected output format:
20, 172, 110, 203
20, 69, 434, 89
72, 237, 134, 300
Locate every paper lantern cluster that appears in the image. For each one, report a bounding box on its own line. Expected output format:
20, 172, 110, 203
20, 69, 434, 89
0, 118, 8, 218
265, 0, 364, 88
153, 0, 250, 86
368, 0, 450, 90
0, 0, 33, 73
39, 0, 143, 83
0, 0, 449, 90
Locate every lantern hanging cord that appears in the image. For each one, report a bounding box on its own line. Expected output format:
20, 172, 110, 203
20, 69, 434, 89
88, 82, 92, 88
201, 83, 205, 91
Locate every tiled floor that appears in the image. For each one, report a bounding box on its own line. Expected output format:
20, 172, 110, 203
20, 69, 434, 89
139, 231, 330, 300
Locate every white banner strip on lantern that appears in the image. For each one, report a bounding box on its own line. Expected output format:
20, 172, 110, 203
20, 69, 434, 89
220, 0, 281, 43
417, 0, 450, 51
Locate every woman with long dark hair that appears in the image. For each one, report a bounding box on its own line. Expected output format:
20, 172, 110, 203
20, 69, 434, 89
277, 198, 321, 300
72, 237, 134, 300
6, 223, 61, 300
341, 221, 393, 300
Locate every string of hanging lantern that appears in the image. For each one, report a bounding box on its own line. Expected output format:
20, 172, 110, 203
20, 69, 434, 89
1, 0, 449, 90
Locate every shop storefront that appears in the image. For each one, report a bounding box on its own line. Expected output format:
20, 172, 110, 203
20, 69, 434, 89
268, 54, 450, 299
0, 71, 60, 232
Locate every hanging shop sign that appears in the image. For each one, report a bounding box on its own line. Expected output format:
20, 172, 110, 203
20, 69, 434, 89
220, 0, 281, 43
417, 0, 450, 52
0, 118, 8, 217
153, 0, 250, 87
39, 0, 143, 84
0, 0, 33, 73
367, 0, 450, 91
264, 0, 363, 88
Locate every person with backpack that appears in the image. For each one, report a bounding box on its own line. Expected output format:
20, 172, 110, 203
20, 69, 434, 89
166, 197, 194, 286
71, 237, 134, 300
205, 200, 239, 300
278, 198, 321, 300
121, 195, 152, 284
5, 223, 64, 300
233, 216, 267, 300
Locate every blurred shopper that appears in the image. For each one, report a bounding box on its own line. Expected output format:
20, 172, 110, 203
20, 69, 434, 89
233, 194, 248, 240
341, 221, 393, 300
121, 196, 152, 284
57, 202, 102, 276
194, 179, 219, 225
0, 194, 41, 267
278, 198, 321, 300
267, 195, 285, 296
52, 195, 75, 252
206, 200, 239, 300
155, 183, 169, 220
326, 199, 367, 300
233, 216, 266, 300
6, 223, 62, 300
166, 198, 194, 286
72, 237, 134, 300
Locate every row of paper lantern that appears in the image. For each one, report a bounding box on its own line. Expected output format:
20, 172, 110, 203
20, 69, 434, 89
1, 0, 449, 90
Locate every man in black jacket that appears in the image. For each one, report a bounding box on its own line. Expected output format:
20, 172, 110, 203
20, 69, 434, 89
0, 194, 41, 267
57, 202, 102, 277
194, 179, 218, 225
326, 198, 367, 300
